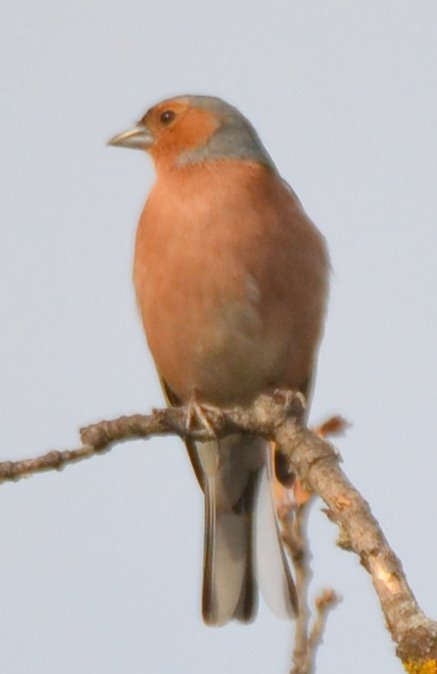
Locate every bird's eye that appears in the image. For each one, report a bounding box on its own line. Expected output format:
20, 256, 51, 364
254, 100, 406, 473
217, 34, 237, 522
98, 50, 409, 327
160, 110, 176, 124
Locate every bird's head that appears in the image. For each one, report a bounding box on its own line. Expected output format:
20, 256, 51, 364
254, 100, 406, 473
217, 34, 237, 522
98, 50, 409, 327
108, 95, 274, 171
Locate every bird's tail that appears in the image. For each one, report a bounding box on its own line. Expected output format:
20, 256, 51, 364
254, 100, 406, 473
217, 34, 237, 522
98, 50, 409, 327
196, 435, 297, 626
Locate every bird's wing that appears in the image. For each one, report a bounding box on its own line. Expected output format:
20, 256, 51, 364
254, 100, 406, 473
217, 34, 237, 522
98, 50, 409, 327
159, 376, 206, 491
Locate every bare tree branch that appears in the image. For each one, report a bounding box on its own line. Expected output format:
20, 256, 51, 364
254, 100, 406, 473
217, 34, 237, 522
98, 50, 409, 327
0, 391, 436, 670
278, 477, 339, 673
284, 503, 315, 674
308, 590, 339, 658
276, 416, 346, 673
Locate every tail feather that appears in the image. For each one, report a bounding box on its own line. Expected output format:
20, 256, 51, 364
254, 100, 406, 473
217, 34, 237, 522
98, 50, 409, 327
231, 471, 259, 622
160, 379, 299, 624
202, 468, 260, 625
197, 435, 296, 626
256, 466, 298, 618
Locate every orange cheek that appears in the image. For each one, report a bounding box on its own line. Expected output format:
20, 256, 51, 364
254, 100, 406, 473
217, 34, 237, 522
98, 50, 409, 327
180, 108, 220, 148
150, 108, 219, 166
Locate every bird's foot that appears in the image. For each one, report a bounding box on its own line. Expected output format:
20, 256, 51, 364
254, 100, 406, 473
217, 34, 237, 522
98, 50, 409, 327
185, 399, 221, 437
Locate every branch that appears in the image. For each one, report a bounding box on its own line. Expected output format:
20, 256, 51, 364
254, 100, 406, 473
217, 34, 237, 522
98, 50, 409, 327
0, 392, 305, 481
279, 499, 339, 674
277, 418, 342, 674
0, 392, 435, 671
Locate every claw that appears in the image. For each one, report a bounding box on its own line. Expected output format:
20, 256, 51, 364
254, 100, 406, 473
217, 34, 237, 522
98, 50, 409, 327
185, 399, 219, 436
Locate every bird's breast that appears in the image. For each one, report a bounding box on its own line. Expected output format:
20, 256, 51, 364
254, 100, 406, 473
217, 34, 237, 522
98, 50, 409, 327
133, 162, 329, 404
135, 225, 280, 403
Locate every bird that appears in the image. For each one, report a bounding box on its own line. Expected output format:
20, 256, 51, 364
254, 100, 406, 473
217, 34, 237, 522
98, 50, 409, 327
108, 95, 330, 626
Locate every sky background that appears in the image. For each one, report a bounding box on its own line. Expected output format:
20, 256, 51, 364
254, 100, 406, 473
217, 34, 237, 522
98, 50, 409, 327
1, 1, 437, 672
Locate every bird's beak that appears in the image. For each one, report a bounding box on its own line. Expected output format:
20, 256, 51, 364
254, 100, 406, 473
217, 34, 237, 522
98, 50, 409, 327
107, 123, 154, 150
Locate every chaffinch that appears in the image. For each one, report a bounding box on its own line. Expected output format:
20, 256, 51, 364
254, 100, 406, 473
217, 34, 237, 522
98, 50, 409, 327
109, 95, 329, 625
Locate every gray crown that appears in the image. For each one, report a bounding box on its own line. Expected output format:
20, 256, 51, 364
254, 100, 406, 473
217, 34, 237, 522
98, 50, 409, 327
178, 95, 275, 169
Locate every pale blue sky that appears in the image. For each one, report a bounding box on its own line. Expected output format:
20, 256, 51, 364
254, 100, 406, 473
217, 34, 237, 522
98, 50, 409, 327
1, 2, 437, 672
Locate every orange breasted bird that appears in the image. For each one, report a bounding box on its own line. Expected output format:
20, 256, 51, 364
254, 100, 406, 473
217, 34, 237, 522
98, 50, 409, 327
108, 95, 329, 625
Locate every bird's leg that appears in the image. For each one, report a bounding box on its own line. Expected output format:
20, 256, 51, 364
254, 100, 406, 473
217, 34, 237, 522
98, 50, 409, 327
185, 394, 221, 436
